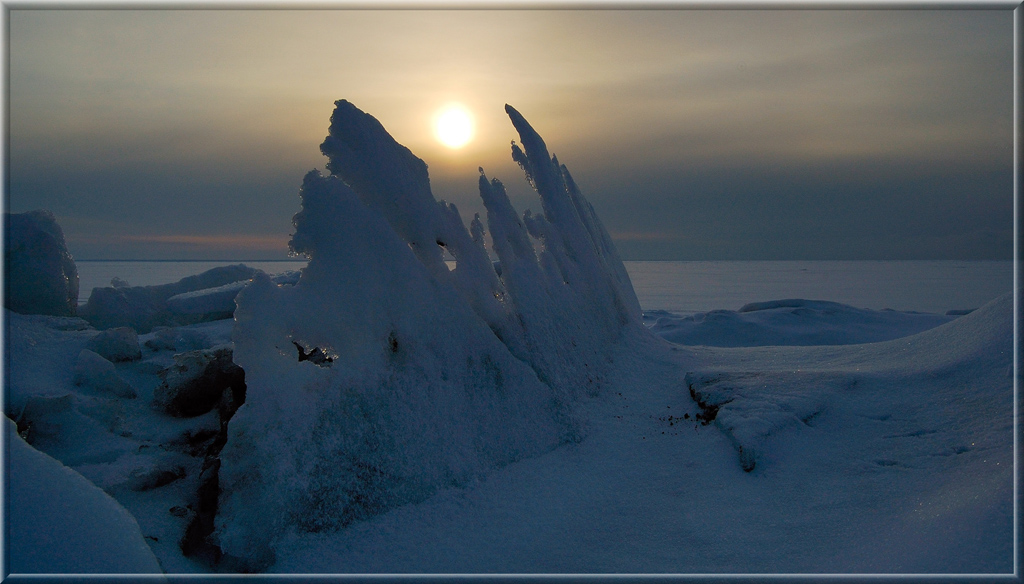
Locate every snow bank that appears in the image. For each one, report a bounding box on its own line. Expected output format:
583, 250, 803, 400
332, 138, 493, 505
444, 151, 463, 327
4, 209, 80, 316
5, 417, 162, 574
687, 291, 1013, 474
216, 101, 642, 569
79, 264, 257, 333
650, 299, 954, 347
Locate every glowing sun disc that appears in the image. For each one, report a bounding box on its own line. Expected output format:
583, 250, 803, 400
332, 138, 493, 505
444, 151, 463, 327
435, 105, 474, 149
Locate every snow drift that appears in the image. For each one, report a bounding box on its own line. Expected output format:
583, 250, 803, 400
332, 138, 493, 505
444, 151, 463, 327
5, 417, 162, 574
215, 100, 644, 568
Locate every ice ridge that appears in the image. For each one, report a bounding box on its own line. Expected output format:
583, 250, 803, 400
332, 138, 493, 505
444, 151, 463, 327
215, 100, 644, 569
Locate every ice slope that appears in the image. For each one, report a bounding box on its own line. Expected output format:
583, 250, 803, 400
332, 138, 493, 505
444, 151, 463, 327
273, 292, 1013, 574
5, 417, 162, 574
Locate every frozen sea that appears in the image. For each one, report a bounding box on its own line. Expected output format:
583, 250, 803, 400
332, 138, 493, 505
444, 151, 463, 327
77, 259, 1013, 315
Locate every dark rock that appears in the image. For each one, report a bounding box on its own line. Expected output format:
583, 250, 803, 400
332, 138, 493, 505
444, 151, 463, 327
153, 346, 245, 418
180, 457, 223, 565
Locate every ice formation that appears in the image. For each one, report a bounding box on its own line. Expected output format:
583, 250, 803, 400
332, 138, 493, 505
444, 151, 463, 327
80, 264, 257, 332
216, 100, 644, 568
4, 209, 80, 316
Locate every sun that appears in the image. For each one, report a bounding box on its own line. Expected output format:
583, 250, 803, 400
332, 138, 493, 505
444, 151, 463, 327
434, 104, 474, 149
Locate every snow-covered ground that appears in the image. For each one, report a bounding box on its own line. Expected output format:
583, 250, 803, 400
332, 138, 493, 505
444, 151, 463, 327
271, 291, 1014, 574
3, 100, 1014, 576
4, 289, 1012, 574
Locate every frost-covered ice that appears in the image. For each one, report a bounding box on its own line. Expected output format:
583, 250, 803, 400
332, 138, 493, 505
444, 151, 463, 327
4, 310, 243, 573
217, 101, 642, 568
165, 270, 299, 317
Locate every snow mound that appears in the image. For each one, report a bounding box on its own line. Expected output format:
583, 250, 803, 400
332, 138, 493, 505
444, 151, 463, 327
79, 264, 257, 332
216, 101, 643, 569
651, 299, 954, 347
73, 349, 137, 398
5, 417, 162, 574
686, 291, 1013, 474
4, 209, 80, 316
86, 326, 142, 362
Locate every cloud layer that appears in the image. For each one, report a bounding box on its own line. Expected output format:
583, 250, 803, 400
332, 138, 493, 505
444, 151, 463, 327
7, 10, 1013, 260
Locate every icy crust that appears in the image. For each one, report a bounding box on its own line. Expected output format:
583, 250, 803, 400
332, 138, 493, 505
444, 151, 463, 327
216, 102, 643, 568
650, 299, 955, 347
319, 100, 642, 402
475, 105, 643, 401
6, 418, 162, 574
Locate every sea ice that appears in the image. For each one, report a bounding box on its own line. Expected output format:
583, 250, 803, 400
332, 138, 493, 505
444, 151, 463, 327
649, 299, 955, 347
86, 326, 143, 362
79, 264, 257, 332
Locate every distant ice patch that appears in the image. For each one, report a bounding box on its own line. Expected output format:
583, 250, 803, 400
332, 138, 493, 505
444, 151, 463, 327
648, 299, 955, 347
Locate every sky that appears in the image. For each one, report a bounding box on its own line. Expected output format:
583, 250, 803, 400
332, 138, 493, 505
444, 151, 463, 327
5, 9, 1015, 260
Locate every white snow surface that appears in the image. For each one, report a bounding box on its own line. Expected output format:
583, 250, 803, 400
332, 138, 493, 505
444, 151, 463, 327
4, 310, 240, 573
5, 417, 162, 574
2, 289, 1012, 574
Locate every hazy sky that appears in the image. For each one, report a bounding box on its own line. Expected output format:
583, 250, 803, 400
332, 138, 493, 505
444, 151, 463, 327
6, 9, 1014, 260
